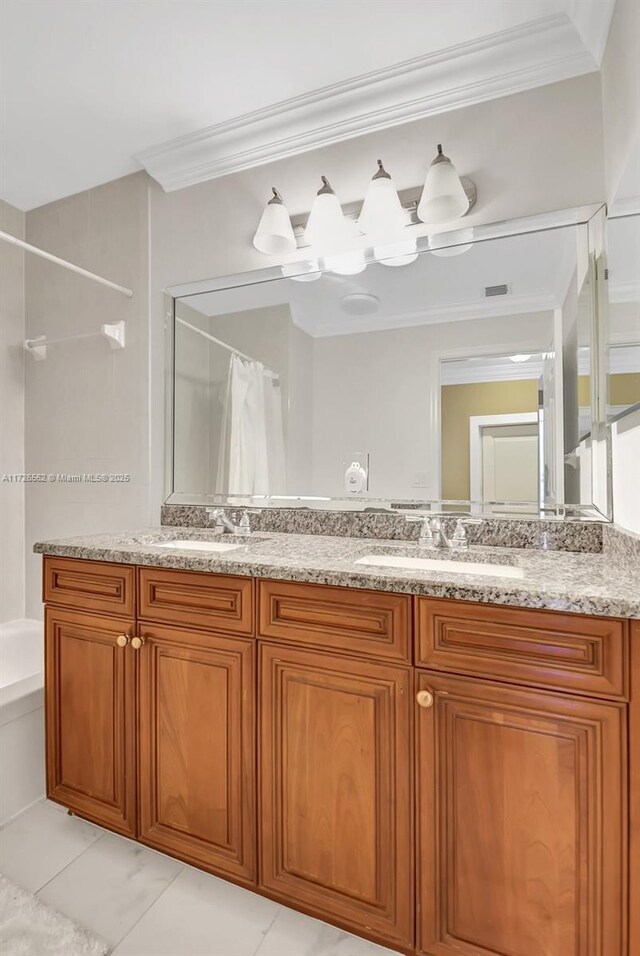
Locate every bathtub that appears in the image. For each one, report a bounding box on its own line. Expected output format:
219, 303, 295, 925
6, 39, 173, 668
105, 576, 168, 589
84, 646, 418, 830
0, 618, 45, 824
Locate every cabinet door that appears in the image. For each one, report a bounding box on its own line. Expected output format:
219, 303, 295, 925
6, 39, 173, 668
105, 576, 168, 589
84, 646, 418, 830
45, 607, 136, 835
260, 643, 413, 948
416, 671, 627, 956
138, 623, 256, 884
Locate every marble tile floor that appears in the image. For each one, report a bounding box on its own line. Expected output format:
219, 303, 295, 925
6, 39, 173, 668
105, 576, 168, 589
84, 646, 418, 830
0, 800, 401, 956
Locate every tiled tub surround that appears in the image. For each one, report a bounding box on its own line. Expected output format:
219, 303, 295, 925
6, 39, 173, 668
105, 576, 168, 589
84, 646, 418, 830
34, 525, 640, 618
160, 505, 606, 552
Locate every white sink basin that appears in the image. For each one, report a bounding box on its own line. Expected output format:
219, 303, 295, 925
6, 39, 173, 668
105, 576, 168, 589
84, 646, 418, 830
355, 554, 524, 579
154, 539, 244, 553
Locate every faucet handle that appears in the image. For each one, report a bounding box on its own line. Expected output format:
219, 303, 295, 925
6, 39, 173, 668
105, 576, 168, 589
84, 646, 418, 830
451, 516, 482, 549
237, 510, 251, 536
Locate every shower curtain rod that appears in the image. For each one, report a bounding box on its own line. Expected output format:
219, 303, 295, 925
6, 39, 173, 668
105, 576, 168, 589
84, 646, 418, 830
0, 230, 134, 298
176, 316, 279, 378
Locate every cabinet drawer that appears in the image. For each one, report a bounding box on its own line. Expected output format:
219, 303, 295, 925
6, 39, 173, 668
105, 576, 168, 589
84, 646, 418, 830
138, 567, 254, 635
416, 597, 628, 698
258, 580, 411, 662
44, 556, 135, 617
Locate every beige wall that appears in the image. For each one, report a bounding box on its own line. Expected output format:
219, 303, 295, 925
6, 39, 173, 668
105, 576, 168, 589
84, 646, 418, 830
24, 173, 150, 618
601, 0, 640, 201
578, 373, 640, 407
441, 380, 540, 501
0, 200, 26, 622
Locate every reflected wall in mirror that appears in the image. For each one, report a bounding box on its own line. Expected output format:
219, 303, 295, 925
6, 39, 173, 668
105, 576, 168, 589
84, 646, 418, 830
168, 213, 608, 516
605, 213, 640, 423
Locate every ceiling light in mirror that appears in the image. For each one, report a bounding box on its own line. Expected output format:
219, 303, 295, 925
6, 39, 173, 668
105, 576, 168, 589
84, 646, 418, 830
428, 227, 474, 257
358, 160, 407, 238
510, 354, 532, 363
340, 292, 379, 315
374, 238, 418, 267
281, 260, 322, 282
252, 187, 296, 255
418, 144, 470, 225
304, 176, 353, 254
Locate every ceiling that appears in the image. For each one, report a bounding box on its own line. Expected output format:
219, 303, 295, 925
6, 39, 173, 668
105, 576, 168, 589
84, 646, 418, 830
0, 0, 615, 211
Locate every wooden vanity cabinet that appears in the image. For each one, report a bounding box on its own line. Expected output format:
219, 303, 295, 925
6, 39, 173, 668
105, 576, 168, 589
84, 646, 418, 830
415, 670, 627, 956
43, 557, 634, 956
259, 642, 413, 948
137, 621, 256, 883
43, 558, 258, 882
45, 605, 137, 836
415, 596, 630, 956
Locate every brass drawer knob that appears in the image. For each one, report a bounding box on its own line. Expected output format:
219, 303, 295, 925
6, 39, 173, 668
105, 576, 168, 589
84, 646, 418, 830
116, 634, 130, 647
416, 689, 434, 709
131, 636, 145, 650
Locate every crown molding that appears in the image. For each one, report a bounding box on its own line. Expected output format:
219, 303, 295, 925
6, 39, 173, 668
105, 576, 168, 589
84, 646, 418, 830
137, 14, 597, 193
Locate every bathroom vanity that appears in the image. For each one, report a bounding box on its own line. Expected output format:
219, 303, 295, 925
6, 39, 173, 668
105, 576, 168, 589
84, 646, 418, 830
36, 528, 640, 956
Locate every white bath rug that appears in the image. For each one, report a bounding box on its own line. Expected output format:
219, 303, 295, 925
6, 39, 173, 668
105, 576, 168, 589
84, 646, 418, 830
0, 875, 109, 956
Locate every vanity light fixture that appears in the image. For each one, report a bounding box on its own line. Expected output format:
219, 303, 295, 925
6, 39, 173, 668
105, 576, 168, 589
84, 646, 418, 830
510, 354, 532, 363
417, 144, 470, 225
252, 188, 297, 255
304, 176, 353, 254
358, 160, 407, 239
428, 227, 474, 257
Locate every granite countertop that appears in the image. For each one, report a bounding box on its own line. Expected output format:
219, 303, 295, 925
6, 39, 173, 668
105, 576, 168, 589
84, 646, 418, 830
34, 527, 640, 619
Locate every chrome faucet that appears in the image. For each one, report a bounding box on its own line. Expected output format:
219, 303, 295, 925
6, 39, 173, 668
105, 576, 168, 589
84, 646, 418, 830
206, 507, 251, 536
405, 515, 482, 550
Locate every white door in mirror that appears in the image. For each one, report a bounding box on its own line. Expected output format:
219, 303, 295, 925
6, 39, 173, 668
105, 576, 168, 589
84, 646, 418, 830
344, 462, 368, 494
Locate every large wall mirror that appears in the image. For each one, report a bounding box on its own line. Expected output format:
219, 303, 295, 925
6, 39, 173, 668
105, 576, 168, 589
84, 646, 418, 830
165, 207, 612, 517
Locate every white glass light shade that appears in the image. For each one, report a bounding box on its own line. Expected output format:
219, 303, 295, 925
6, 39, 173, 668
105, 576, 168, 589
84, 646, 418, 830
325, 249, 367, 275
281, 260, 322, 282
374, 239, 418, 267
252, 190, 296, 256
510, 354, 532, 363
417, 146, 469, 225
359, 163, 407, 239
304, 178, 352, 254
428, 227, 474, 257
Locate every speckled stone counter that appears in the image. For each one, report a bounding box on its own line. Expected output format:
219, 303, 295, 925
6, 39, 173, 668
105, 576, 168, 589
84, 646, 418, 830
34, 527, 640, 619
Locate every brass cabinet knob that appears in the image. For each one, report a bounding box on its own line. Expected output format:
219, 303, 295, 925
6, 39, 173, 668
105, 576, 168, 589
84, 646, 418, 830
416, 689, 434, 709
131, 636, 145, 650
116, 634, 130, 647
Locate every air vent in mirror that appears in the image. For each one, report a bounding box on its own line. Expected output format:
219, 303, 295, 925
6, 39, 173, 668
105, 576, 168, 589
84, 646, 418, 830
484, 283, 510, 297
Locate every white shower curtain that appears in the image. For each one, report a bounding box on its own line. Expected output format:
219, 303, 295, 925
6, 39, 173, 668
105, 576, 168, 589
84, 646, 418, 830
215, 353, 286, 496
